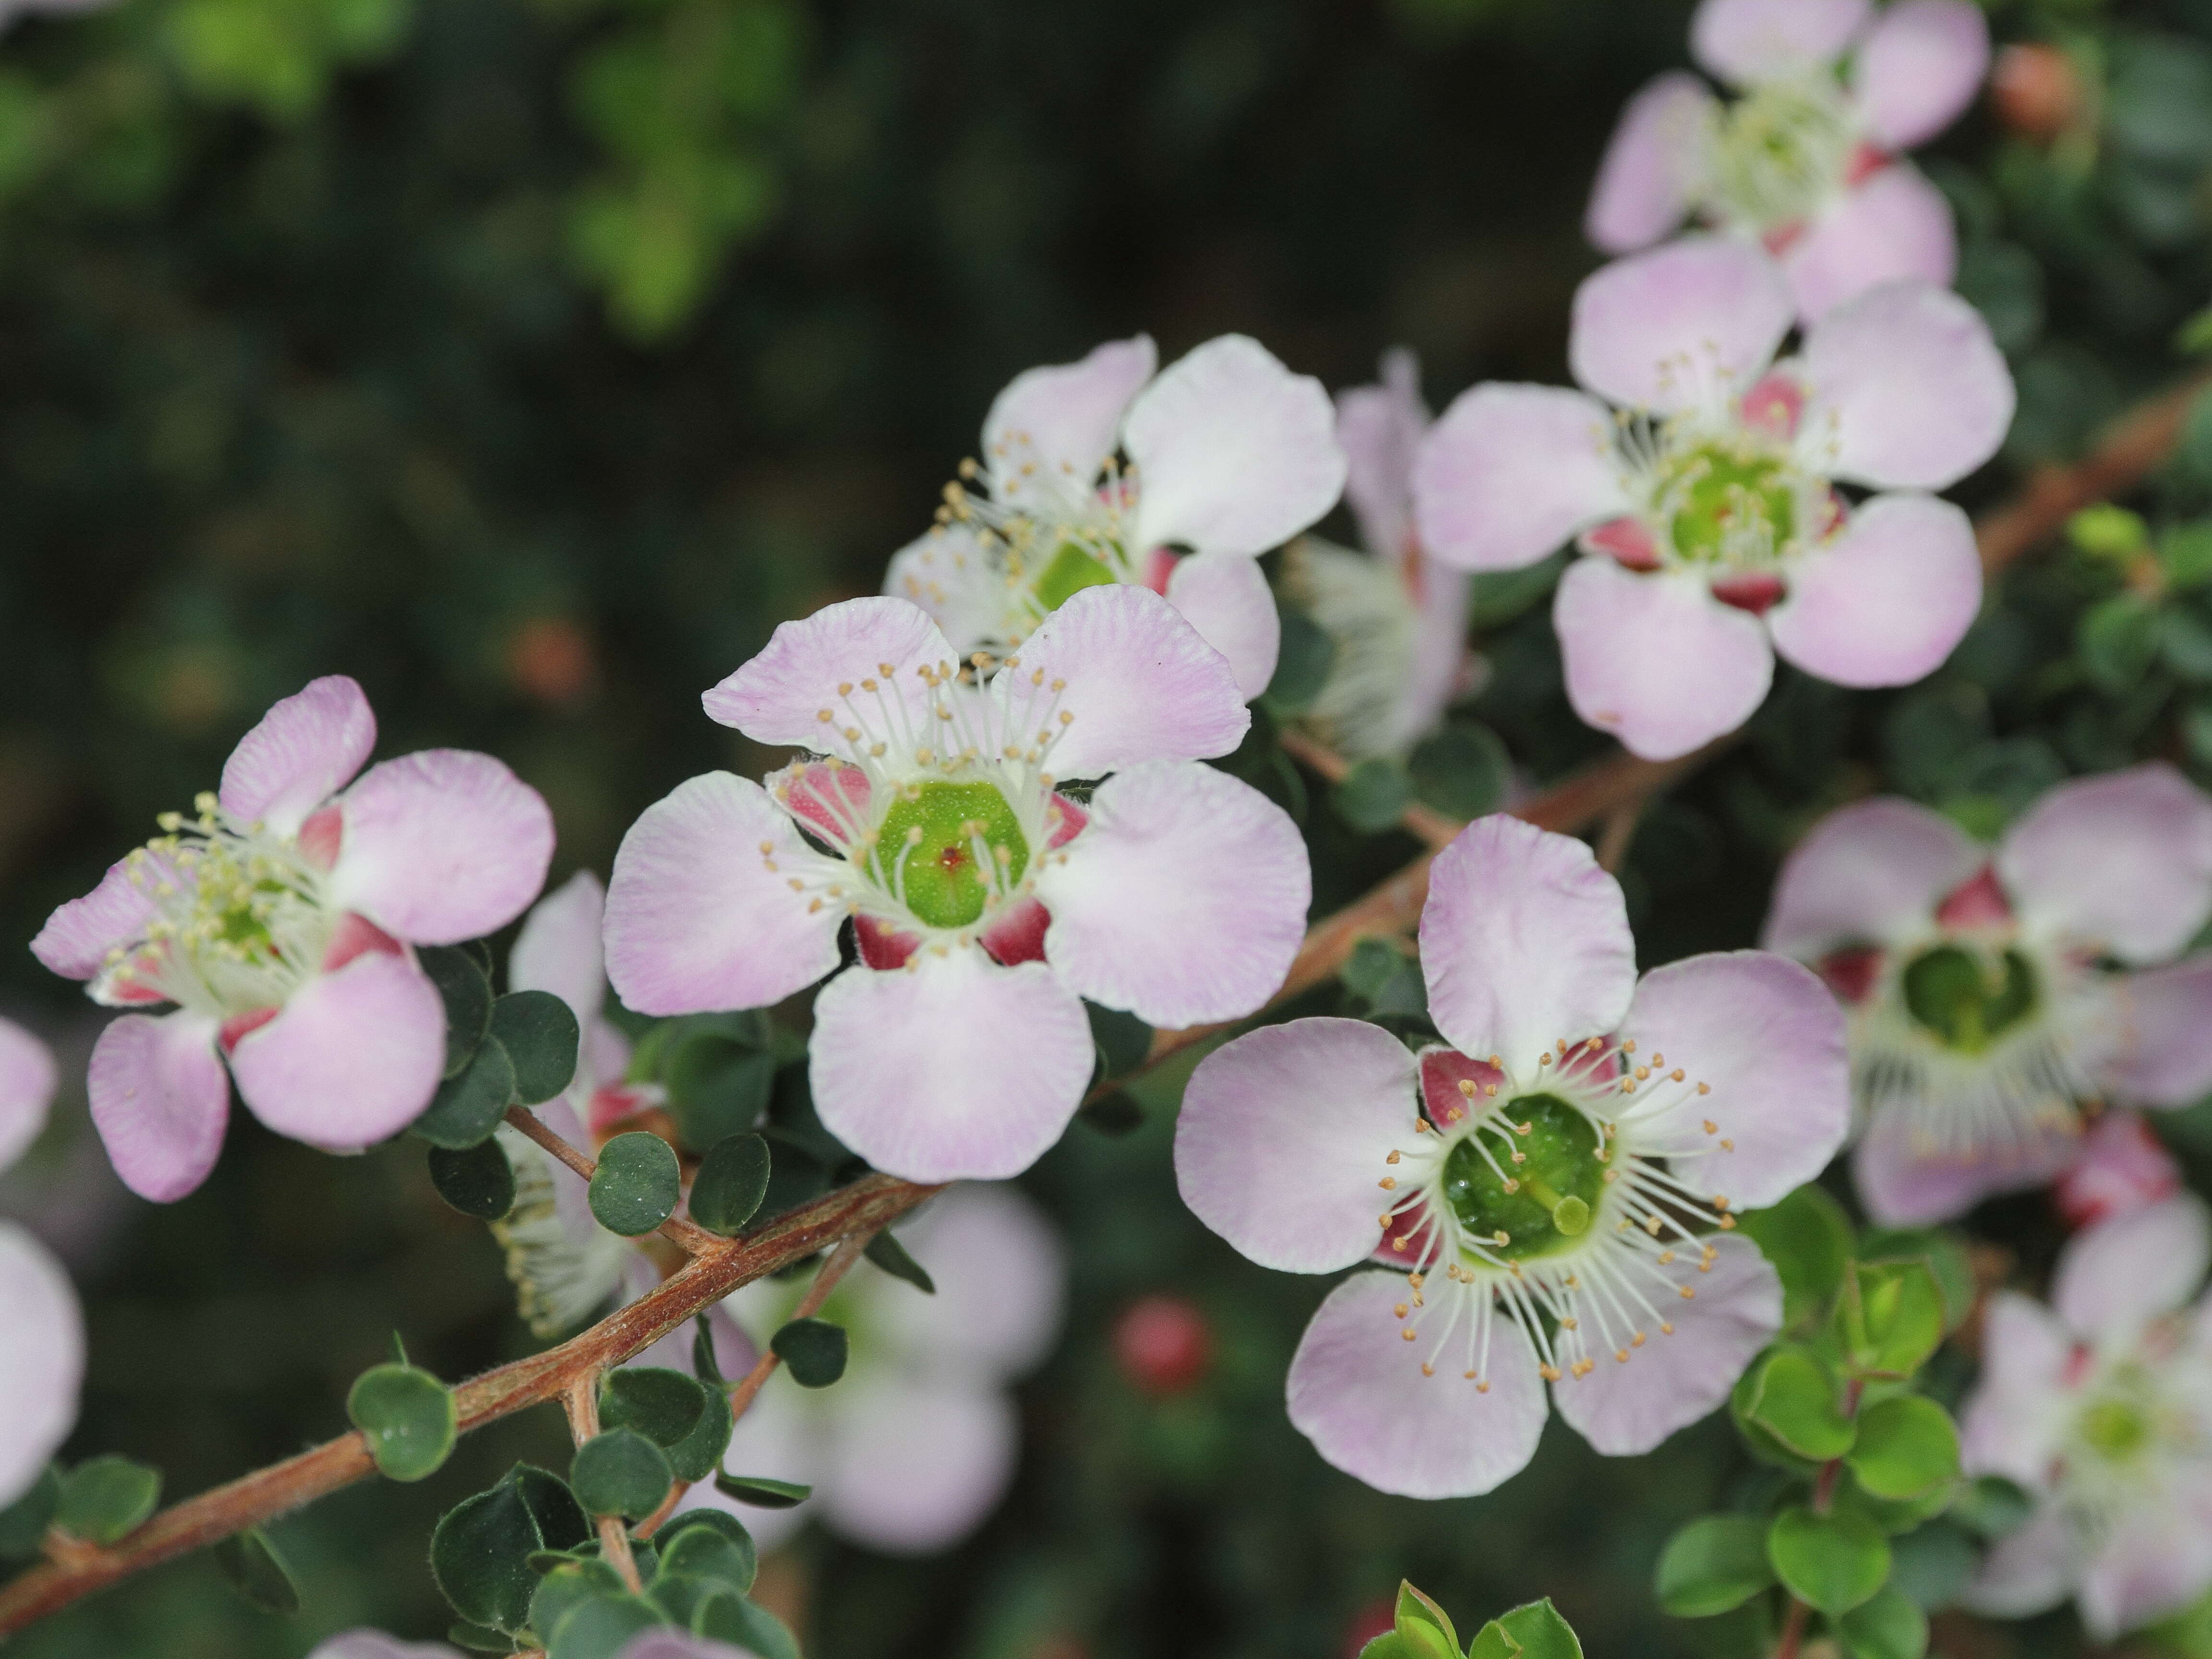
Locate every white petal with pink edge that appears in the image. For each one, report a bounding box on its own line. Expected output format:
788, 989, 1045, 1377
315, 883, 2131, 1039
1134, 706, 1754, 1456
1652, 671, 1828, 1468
1034, 760, 1308, 1028
1163, 549, 1283, 701
1781, 165, 1958, 323
703, 597, 956, 746
2052, 1194, 2211, 1347
2108, 957, 2212, 1107
1691, 0, 1871, 85
1336, 347, 1428, 562
1419, 816, 1636, 1077
87, 1009, 228, 1202
984, 334, 1156, 503
329, 750, 555, 945
818, 1371, 1019, 1554
1176, 1019, 1419, 1274
1569, 238, 1793, 416
866, 1184, 1064, 1379
1851, 0, 1991, 150
808, 949, 1094, 1183
229, 952, 446, 1152
219, 675, 378, 838
1762, 797, 1983, 959
1413, 384, 1627, 573
0, 1018, 56, 1173
32, 854, 160, 981
1798, 281, 2010, 489
1997, 763, 2212, 963
0, 1224, 82, 1507
1960, 1291, 2069, 1487
1767, 493, 1983, 687
1586, 72, 1717, 254
1554, 559, 1775, 762
1852, 1105, 2075, 1226
884, 522, 1006, 658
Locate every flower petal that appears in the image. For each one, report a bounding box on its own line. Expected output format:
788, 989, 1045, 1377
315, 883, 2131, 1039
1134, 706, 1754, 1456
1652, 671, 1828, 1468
865, 1183, 1064, 1379
994, 582, 1251, 773
1552, 1234, 1781, 1455
1177, 1019, 1420, 1273
329, 751, 555, 945
1034, 760, 1308, 1027
808, 949, 1094, 1182
1618, 952, 1850, 1209
32, 855, 159, 981
1420, 815, 1636, 1077
2078, 1503, 2212, 1641
230, 953, 445, 1153
1767, 493, 1983, 687
1851, 1105, 2075, 1226
1337, 347, 1428, 561
603, 772, 845, 1016
1569, 237, 1793, 415
1851, 0, 1991, 150
1690, 0, 1871, 85
0, 1223, 82, 1507
1960, 1290, 2069, 1488
1798, 279, 2010, 488
818, 1371, 1019, 1554
218, 675, 378, 838
1554, 560, 1775, 761
1413, 384, 1628, 573
1762, 797, 1983, 959
702, 597, 956, 748
1586, 72, 1718, 253
884, 522, 1008, 659
2108, 957, 2212, 1108
1960, 1503, 2076, 1621
2053, 1194, 2212, 1346
1997, 764, 2212, 963
1286, 1269, 1548, 1498
1125, 334, 1347, 559
1162, 551, 1282, 703
307, 1634, 467, 1659
509, 869, 607, 1031
87, 1010, 228, 1202
984, 334, 1157, 499
1781, 165, 1958, 322
0, 1017, 56, 1174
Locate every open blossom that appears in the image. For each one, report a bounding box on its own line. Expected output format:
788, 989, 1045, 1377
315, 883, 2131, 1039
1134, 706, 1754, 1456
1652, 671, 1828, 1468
1588, 0, 1991, 319
1175, 815, 1847, 1497
885, 333, 1347, 700
1413, 237, 2012, 761
1961, 1196, 2212, 1638
1763, 767, 2212, 1226
603, 588, 1309, 1183
0, 1018, 77, 1508
30, 676, 555, 1202
684, 1183, 1063, 1553
1283, 349, 1478, 761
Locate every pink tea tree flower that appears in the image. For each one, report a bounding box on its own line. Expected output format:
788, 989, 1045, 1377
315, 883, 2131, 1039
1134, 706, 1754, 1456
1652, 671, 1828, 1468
1175, 815, 1848, 1497
1763, 766, 2212, 1225
1284, 349, 1479, 761
603, 587, 1310, 1183
885, 333, 1347, 700
0, 1018, 77, 1508
1961, 1195, 2212, 1638
30, 676, 556, 1202
685, 1182, 1063, 1554
1587, 0, 1991, 319
2055, 1111, 2184, 1231
1413, 237, 2012, 761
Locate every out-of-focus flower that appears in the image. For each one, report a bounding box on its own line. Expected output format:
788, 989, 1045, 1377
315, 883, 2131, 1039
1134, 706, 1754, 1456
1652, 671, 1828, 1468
887, 334, 1347, 699
1414, 239, 2011, 761
0, 1018, 77, 1507
1763, 767, 2212, 1225
1113, 1293, 1214, 1395
1961, 1196, 2212, 1638
32, 676, 555, 1202
1175, 815, 1848, 1497
1990, 43, 2085, 143
507, 615, 601, 709
602, 590, 1309, 1183
684, 1182, 1063, 1555
1587, 0, 1990, 319
1284, 349, 1478, 761
307, 1634, 467, 1659
2055, 1111, 2183, 1231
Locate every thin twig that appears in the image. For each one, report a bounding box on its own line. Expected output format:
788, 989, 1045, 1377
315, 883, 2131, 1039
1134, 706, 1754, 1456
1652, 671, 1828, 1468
1595, 801, 1641, 874
504, 1105, 718, 1256
725, 1233, 874, 1423
561, 1370, 640, 1593
1276, 728, 1468, 848
633, 1480, 691, 1542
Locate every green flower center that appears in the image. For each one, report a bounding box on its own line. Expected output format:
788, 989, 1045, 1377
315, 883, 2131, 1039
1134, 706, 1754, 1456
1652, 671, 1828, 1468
2078, 1396, 2152, 1463
1032, 540, 1122, 612
1900, 945, 2039, 1055
1708, 78, 1855, 232
1664, 444, 1798, 562
873, 780, 1031, 930
1442, 1094, 1608, 1263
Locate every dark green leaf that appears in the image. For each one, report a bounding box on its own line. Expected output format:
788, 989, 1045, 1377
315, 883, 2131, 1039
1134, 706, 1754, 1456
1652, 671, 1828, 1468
1334, 755, 1413, 832
348, 1362, 457, 1483
1846, 1396, 1960, 1502
2163, 519, 2212, 588
1468, 551, 1565, 629
588, 1131, 682, 1236
657, 1508, 756, 1566
1837, 1587, 1928, 1659
1887, 1522, 1980, 1611
1656, 1515, 1778, 1618
1736, 1186, 1852, 1329
1834, 1467, 1957, 1537
421, 945, 493, 1079
446, 1623, 516, 1654
2079, 592, 2163, 695
693, 1591, 801, 1659
692, 1316, 726, 1385
1260, 601, 1335, 716
865, 1229, 936, 1295
432, 1481, 547, 1632
1949, 1475, 2033, 1540
570, 1427, 672, 1521
2164, 608, 2212, 683
1076, 1089, 1143, 1136
1767, 1508, 1890, 1616
412, 1034, 517, 1151
662, 1022, 777, 1152
1408, 721, 1509, 821
712, 1473, 811, 1508
508, 1464, 591, 1551
548, 1591, 664, 1659
771, 1317, 847, 1387
427, 1139, 517, 1221
530, 1557, 628, 1645
1085, 1000, 1153, 1080
1740, 1346, 1855, 1461
1343, 936, 1427, 1016
490, 989, 581, 1106
58, 1455, 161, 1545
0, 1465, 59, 1558
213, 1527, 300, 1616
688, 1132, 771, 1237
600, 1368, 708, 1450
656, 1517, 757, 1597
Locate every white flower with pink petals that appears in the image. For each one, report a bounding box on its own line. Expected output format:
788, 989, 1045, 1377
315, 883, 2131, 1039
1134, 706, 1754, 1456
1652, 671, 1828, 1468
1763, 766, 2212, 1226
1175, 816, 1848, 1498
1413, 238, 2012, 761
1960, 1196, 2212, 1638
0, 1018, 77, 1508
30, 676, 556, 1203
602, 587, 1310, 1183
886, 333, 1347, 701
1588, 0, 1991, 319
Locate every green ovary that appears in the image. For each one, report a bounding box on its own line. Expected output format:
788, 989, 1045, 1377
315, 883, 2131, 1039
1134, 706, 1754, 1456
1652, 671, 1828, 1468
1441, 1094, 1608, 1263
1900, 945, 2038, 1055
873, 781, 1031, 930
2078, 1397, 2151, 1462
1032, 540, 1121, 612
1666, 446, 1797, 562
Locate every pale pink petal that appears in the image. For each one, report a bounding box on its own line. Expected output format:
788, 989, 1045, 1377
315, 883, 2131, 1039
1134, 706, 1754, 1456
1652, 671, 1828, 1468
1851, 0, 1991, 150
1286, 1270, 1548, 1498
1034, 760, 1307, 1028
87, 1010, 227, 1202
218, 675, 378, 837
1412, 385, 1629, 573
2109, 958, 2212, 1108
0, 1223, 82, 1506
984, 335, 1157, 500
996, 582, 1250, 771
1554, 560, 1775, 761
866, 1184, 1063, 1379
1960, 1504, 2076, 1621
1552, 1235, 1781, 1454
2078, 1503, 2212, 1641
1177, 1019, 1419, 1273
1997, 764, 2212, 964
509, 869, 607, 1030
1125, 335, 1347, 559
1569, 238, 1793, 415
32, 855, 159, 981
1153, 551, 1279, 701
809, 949, 1093, 1182
2056, 1109, 2183, 1227
2052, 1195, 2211, 1345
0, 1018, 56, 1173
230, 954, 445, 1152
1767, 493, 1983, 686
329, 750, 555, 944
1782, 165, 1958, 323
307, 1635, 465, 1659
1419, 815, 1636, 1076
1618, 952, 1850, 1209
1960, 1291, 2069, 1487
603, 773, 845, 1016
1586, 73, 1719, 253
1337, 348, 1428, 561
884, 523, 1007, 659
1761, 797, 1983, 959
1691, 0, 1871, 85
818, 1371, 1018, 1554
702, 597, 956, 747
1397, 560, 1474, 749
1852, 1105, 2075, 1226
1797, 279, 2010, 487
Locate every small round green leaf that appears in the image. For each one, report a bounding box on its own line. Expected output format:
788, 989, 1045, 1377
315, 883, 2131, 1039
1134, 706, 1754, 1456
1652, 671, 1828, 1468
588, 1131, 682, 1236
656, 1519, 757, 1598
666, 1384, 733, 1484
1838, 1587, 1929, 1659
693, 1591, 800, 1659
427, 1139, 517, 1221
0, 1465, 60, 1558
413, 1035, 517, 1150
570, 1428, 672, 1521
771, 1317, 847, 1388
549, 1590, 664, 1659
1655, 1515, 1778, 1618
491, 989, 581, 1106
1408, 721, 1510, 820
599, 1367, 709, 1449
57, 1455, 161, 1545
529, 1557, 627, 1645
348, 1362, 458, 1483
431, 1484, 545, 1633
1467, 1599, 1583, 1659
1949, 1474, 2033, 1540
689, 1132, 771, 1237
1333, 755, 1413, 832
1736, 1185, 1853, 1329
1846, 1396, 1960, 1502
1851, 1262, 1947, 1379
712, 1472, 811, 1509
1743, 1347, 1856, 1461
214, 1526, 301, 1616
420, 945, 494, 1078
1768, 1507, 1891, 1616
